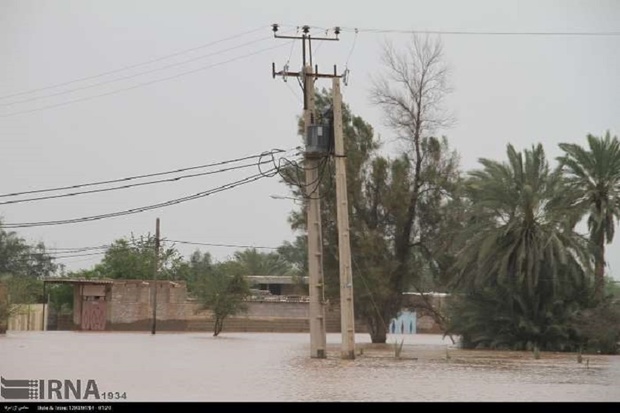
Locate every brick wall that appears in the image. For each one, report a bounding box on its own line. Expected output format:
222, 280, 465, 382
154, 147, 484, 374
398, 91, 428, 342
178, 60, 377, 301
243, 302, 309, 318
184, 300, 365, 333
108, 281, 189, 325
64, 280, 380, 334
280, 284, 308, 296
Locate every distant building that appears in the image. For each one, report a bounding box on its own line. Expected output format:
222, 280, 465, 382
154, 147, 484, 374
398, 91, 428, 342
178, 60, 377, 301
40, 277, 447, 335
244, 275, 308, 297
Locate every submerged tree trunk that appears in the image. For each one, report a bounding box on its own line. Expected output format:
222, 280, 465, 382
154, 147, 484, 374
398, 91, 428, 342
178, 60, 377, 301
594, 235, 606, 301
213, 317, 224, 337
366, 313, 388, 343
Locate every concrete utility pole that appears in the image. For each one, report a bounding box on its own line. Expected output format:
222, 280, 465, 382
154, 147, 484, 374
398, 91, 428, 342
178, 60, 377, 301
151, 217, 160, 335
272, 24, 355, 359
271, 25, 339, 358
302, 65, 327, 358
332, 77, 355, 359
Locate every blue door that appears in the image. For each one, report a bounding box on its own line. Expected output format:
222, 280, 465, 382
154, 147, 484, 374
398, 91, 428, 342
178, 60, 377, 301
389, 310, 416, 334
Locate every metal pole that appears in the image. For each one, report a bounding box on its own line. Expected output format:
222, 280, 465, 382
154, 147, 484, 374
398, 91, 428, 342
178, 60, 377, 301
333, 77, 355, 359
151, 218, 160, 335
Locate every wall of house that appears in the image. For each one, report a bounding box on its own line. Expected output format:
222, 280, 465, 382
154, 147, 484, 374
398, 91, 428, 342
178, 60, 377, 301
186, 302, 358, 333
55, 281, 447, 334
72, 285, 81, 326
107, 281, 189, 330
280, 284, 308, 296
185, 301, 366, 333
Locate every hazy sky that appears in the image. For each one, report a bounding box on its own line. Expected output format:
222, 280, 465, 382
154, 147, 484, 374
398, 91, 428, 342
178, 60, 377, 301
1, 0, 619, 279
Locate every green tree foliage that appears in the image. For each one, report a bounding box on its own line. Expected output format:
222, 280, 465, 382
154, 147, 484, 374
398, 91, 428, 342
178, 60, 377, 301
607, 277, 620, 297
47, 283, 74, 314
176, 248, 295, 295
283, 86, 460, 343
230, 248, 295, 276
0, 276, 44, 333
92, 234, 184, 280
0, 223, 56, 279
277, 237, 307, 276
557, 131, 620, 301
0, 223, 56, 333
571, 297, 620, 354
448, 144, 594, 351
194, 270, 249, 336
176, 250, 215, 293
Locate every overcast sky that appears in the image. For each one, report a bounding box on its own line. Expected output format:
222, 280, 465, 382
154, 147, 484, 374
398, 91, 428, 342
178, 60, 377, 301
0, 0, 619, 279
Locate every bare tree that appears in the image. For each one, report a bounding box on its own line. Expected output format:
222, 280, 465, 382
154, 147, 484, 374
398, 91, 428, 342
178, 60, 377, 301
367, 35, 454, 341
371, 35, 452, 150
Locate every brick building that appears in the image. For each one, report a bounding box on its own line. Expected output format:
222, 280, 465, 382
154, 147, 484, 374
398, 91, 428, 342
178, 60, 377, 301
42, 278, 447, 334
43, 278, 189, 331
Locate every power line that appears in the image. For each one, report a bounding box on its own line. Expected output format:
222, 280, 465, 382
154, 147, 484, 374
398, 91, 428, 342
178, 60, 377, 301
47, 245, 109, 253
166, 239, 279, 250
47, 246, 107, 252
0, 159, 274, 206
0, 35, 275, 108
345, 28, 359, 67
46, 237, 164, 253
284, 81, 302, 103
54, 256, 103, 265
312, 25, 620, 37
46, 233, 214, 252
47, 237, 283, 255
278, 155, 331, 199
0, 41, 295, 118
355, 27, 620, 36
49, 251, 107, 259
2, 167, 279, 229
0, 25, 266, 101
0, 149, 287, 198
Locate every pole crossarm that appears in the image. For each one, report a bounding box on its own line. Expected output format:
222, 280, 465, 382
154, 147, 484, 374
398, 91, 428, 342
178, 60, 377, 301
274, 34, 339, 42
272, 64, 343, 80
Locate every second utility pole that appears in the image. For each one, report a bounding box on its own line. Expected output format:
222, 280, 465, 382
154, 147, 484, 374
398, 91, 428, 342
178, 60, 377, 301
332, 77, 355, 359
151, 217, 160, 335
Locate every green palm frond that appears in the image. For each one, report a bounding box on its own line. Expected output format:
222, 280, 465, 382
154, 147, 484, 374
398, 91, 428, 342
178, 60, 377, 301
448, 142, 597, 351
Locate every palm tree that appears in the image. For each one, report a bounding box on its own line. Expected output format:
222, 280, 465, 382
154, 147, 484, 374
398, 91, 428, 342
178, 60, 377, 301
557, 131, 620, 300
232, 249, 294, 276
450, 144, 592, 350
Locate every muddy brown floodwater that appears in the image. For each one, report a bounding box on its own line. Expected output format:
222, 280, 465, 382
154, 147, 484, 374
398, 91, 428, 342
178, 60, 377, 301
0, 331, 619, 402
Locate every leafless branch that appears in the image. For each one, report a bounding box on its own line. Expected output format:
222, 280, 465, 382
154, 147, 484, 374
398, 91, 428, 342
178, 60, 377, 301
371, 34, 454, 156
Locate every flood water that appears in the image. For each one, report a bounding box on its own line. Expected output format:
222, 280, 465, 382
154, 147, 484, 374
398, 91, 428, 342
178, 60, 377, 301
1, 331, 619, 402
